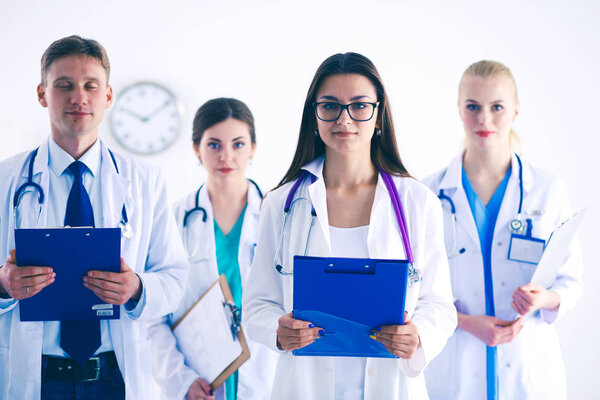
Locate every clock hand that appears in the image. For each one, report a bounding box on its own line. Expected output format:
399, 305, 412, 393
144, 101, 171, 121
120, 108, 146, 121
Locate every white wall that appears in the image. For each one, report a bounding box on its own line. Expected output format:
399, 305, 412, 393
1, 1, 598, 397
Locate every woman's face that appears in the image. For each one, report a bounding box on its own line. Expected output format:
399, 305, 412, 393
194, 118, 256, 184
459, 75, 519, 149
314, 73, 378, 156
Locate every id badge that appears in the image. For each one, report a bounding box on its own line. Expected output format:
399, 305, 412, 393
507, 233, 545, 264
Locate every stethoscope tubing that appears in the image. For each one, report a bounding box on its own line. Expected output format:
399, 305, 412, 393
14, 147, 129, 230
275, 167, 414, 274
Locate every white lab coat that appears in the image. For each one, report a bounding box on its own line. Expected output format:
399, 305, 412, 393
149, 181, 278, 400
243, 156, 457, 400
0, 139, 189, 400
423, 153, 584, 400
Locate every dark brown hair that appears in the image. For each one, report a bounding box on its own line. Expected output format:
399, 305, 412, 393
41, 35, 110, 85
277, 52, 410, 188
192, 97, 256, 146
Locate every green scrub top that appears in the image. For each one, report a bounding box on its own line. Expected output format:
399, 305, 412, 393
214, 204, 247, 400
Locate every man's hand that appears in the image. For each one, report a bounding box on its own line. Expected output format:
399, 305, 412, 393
83, 258, 142, 305
0, 249, 54, 299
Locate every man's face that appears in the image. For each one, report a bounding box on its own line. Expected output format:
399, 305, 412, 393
37, 55, 113, 143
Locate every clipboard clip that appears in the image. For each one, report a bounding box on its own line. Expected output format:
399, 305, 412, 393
223, 302, 241, 340
407, 263, 422, 288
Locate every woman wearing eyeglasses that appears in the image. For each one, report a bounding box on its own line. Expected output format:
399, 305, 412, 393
423, 61, 583, 400
243, 53, 456, 399
149, 98, 278, 400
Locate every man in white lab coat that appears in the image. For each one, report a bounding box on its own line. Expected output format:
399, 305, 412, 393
0, 35, 189, 399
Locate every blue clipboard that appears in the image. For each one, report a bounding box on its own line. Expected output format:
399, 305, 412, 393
14, 227, 121, 322
292, 255, 408, 358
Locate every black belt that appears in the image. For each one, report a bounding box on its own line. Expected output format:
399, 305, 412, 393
42, 351, 120, 382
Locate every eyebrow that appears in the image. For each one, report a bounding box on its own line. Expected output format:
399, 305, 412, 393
465, 99, 505, 103
207, 136, 247, 142
53, 77, 102, 83
317, 95, 371, 101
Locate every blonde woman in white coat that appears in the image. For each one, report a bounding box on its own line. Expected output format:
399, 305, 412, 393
149, 98, 277, 400
243, 53, 457, 400
423, 61, 583, 400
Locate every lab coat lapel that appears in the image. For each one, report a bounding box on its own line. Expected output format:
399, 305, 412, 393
304, 157, 332, 253
440, 154, 481, 252
187, 185, 216, 267
367, 173, 405, 259
22, 139, 50, 228
239, 182, 261, 283
99, 143, 131, 230
493, 153, 522, 240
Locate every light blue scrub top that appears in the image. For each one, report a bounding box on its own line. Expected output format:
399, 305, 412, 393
214, 204, 247, 400
462, 166, 511, 400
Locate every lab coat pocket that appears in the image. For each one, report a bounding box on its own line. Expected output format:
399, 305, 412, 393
187, 239, 211, 263
424, 334, 459, 398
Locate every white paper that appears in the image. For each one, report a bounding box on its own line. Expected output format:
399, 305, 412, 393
530, 208, 586, 289
172, 282, 242, 383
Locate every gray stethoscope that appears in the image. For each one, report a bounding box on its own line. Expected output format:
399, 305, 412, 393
274, 168, 421, 286
437, 153, 525, 257
13, 147, 133, 238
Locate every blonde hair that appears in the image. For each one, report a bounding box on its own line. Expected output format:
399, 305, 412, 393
460, 60, 521, 151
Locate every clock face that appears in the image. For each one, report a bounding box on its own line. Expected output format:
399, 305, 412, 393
109, 82, 181, 154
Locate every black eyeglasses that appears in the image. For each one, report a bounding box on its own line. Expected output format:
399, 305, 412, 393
313, 101, 379, 122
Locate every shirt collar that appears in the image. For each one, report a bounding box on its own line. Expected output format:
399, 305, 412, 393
48, 138, 101, 177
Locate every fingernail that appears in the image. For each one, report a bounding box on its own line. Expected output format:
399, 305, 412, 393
87, 271, 93, 277
308, 323, 314, 328
83, 277, 88, 282
318, 329, 325, 336
370, 330, 377, 337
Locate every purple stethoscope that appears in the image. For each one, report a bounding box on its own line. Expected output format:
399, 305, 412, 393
273, 167, 422, 287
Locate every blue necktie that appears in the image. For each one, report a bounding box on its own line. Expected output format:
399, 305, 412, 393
60, 160, 101, 365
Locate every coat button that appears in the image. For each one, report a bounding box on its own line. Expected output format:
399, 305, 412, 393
500, 281, 506, 286
497, 241, 503, 246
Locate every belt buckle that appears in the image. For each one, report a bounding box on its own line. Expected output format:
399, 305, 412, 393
80, 357, 101, 382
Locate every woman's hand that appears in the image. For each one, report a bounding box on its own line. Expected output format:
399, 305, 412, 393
185, 377, 214, 400
370, 312, 420, 358
458, 312, 523, 347
276, 312, 322, 351
511, 283, 560, 316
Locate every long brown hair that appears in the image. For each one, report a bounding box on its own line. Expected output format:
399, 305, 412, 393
276, 52, 410, 189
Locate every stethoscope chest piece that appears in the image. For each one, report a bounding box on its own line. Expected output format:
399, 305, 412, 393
509, 219, 523, 232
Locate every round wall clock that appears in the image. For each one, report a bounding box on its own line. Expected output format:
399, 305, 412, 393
110, 81, 181, 154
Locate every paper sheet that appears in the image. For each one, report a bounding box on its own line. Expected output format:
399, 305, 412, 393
172, 282, 242, 383
530, 208, 586, 289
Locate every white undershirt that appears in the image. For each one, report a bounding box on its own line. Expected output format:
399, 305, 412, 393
329, 225, 369, 400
